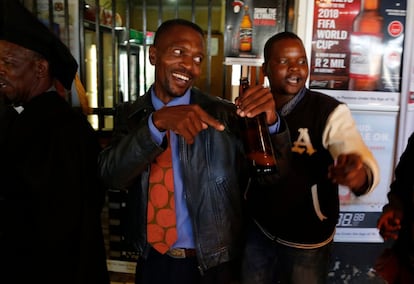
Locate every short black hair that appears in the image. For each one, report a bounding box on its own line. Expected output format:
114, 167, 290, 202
153, 18, 204, 46
263, 32, 303, 63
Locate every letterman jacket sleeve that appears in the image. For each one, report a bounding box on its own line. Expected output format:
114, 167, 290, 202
321, 104, 380, 195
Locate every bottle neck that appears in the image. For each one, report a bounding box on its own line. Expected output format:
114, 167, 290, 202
244, 5, 249, 15
363, 0, 379, 10
240, 77, 249, 96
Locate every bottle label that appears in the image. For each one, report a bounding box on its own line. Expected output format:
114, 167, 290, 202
349, 33, 382, 79
240, 28, 252, 42
239, 28, 253, 51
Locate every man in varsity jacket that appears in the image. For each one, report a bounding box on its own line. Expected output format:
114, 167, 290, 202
241, 32, 380, 284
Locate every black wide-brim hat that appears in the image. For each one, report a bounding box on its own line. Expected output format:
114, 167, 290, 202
0, 0, 78, 90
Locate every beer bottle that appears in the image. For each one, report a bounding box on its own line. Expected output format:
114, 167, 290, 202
239, 77, 277, 175
239, 5, 253, 53
349, 0, 383, 91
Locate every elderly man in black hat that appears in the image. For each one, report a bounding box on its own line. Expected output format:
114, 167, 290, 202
0, 1, 109, 283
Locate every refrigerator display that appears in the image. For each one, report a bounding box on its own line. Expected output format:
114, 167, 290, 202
84, 27, 115, 130
117, 29, 155, 101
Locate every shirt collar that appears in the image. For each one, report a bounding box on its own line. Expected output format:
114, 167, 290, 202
279, 87, 306, 117
150, 86, 191, 110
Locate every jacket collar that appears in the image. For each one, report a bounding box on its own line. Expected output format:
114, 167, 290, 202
127, 90, 154, 119
127, 87, 208, 119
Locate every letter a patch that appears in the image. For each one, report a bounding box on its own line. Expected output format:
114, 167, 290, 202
292, 128, 316, 155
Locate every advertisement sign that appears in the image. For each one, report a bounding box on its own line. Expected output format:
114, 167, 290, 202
334, 110, 398, 243
224, 0, 287, 65
309, 0, 406, 95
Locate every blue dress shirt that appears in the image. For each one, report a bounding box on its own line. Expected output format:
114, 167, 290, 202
147, 87, 279, 249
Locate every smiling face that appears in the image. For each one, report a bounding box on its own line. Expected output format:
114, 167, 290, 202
0, 40, 49, 105
149, 24, 205, 104
262, 37, 309, 107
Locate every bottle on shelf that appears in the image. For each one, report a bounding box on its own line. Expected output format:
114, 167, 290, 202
349, 0, 383, 91
239, 5, 253, 53
238, 67, 277, 175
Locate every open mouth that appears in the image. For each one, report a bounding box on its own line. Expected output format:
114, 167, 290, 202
172, 72, 190, 82
287, 76, 301, 84
0, 82, 6, 88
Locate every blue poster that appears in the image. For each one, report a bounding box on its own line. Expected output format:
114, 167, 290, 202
335, 110, 398, 242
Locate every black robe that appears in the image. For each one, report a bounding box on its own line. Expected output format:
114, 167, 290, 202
0, 92, 109, 284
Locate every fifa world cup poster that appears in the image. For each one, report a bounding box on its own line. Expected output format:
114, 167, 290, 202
309, 0, 406, 94
224, 0, 287, 64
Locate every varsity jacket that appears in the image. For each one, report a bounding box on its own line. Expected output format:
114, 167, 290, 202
246, 88, 379, 248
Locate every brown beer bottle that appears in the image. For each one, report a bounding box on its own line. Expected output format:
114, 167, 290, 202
349, 0, 383, 91
239, 5, 253, 53
239, 77, 277, 175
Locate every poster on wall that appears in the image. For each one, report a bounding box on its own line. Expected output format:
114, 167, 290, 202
224, 0, 287, 65
309, 0, 406, 100
334, 110, 398, 243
